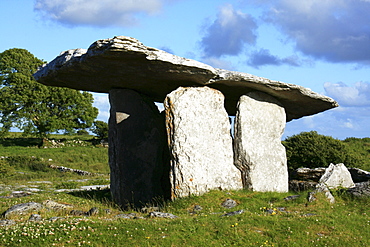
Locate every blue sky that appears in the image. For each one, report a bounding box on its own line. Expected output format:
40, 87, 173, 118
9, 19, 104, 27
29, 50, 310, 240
1, 0, 369, 139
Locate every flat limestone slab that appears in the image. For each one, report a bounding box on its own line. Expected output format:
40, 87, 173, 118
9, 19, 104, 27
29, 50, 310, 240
34, 36, 338, 121
164, 87, 242, 198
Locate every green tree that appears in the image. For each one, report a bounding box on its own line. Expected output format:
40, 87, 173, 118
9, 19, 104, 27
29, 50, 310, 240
91, 120, 109, 140
282, 131, 358, 170
0, 48, 98, 137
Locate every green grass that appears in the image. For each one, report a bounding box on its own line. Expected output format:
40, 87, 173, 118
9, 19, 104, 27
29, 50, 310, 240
0, 190, 368, 246
0, 134, 369, 246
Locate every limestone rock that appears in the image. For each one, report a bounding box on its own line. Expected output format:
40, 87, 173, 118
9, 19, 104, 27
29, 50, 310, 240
34, 36, 338, 121
164, 87, 242, 198
348, 167, 370, 183
28, 214, 42, 222
221, 199, 238, 209
289, 180, 318, 192
234, 92, 288, 192
347, 181, 370, 197
3, 202, 43, 218
319, 163, 355, 189
290, 167, 327, 182
308, 183, 335, 203
43, 200, 73, 211
109, 89, 170, 208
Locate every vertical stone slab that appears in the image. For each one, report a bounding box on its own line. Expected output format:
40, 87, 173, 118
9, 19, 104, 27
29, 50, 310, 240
234, 91, 288, 192
109, 89, 170, 209
164, 86, 242, 199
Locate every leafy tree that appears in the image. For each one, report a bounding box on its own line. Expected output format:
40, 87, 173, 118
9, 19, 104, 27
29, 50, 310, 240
91, 120, 108, 139
0, 48, 98, 137
282, 131, 359, 170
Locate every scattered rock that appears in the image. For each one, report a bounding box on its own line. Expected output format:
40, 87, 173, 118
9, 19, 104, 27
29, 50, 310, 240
164, 87, 242, 199
116, 213, 137, 219
69, 210, 86, 216
43, 200, 73, 211
319, 163, 355, 189
48, 217, 65, 222
221, 210, 244, 217
346, 181, 370, 197
28, 214, 42, 222
86, 207, 99, 216
149, 212, 178, 219
308, 183, 335, 204
0, 191, 32, 199
234, 92, 288, 192
0, 219, 16, 226
3, 202, 43, 218
221, 199, 237, 209
284, 195, 301, 201
49, 164, 93, 176
141, 207, 160, 213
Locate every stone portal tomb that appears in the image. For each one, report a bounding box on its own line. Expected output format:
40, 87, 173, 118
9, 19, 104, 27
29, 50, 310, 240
33, 36, 338, 208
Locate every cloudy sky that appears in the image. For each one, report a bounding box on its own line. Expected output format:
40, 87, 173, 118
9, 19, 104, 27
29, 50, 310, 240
1, 0, 369, 139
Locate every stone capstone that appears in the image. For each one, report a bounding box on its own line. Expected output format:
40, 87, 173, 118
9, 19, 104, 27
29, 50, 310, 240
34, 36, 338, 121
164, 87, 243, 198
319, 163, 355, 189
109, 89, 170, 208
233, 92, 288, 192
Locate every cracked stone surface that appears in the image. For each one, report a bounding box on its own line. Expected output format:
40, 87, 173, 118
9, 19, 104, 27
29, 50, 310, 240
34, 36, 338, 121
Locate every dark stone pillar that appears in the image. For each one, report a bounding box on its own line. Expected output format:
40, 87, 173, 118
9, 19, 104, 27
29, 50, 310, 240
109, 89, 170, 209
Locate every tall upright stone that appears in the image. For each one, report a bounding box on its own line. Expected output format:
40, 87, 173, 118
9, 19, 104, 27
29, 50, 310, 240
234, 91, 288, 192
164, 87, 243, 199
109, 89, 170, 209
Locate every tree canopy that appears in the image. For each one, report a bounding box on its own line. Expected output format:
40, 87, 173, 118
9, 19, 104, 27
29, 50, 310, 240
91, 120, 109, 140
282, 131, 359, 170
0, 48, 98, 137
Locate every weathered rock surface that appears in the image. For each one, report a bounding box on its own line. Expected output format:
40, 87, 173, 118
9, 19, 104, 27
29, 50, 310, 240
308, 183, 335, 204
221, 199, 238, 209
319, 163, 355, 189
109, 89, 170, 208
289, 180, 318, 192
290, 167, 327, 182
347, 181, 370, 197
3, 202, 43, 218
34, 36, 338, 121
43, 200, 73, 211
164, 87, 242, 198
348, 167, 370, 183
234, 92, 288, 192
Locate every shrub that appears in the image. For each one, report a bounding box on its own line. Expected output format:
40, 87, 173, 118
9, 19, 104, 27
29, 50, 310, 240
6, 155, 50, 172
282, 131, 359, 170
91, 120, 108, 140
0, 159, 15, 178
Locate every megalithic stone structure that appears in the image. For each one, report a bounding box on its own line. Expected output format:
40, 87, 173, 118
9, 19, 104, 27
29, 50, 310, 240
33, 36, 338, 208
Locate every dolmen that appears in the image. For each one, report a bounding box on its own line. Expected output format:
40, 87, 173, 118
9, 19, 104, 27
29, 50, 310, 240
34, 36, 338, 208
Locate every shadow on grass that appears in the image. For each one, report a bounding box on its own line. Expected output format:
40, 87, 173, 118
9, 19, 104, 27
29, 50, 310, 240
68, 189, 115, 206
0, 137, 42, 147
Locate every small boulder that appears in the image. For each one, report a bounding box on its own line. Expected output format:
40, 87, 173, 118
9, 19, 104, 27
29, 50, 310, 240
28, 214, 42, 222
3, 202, 43, 218
221, 199, 237, 209
319, 163, 355, 189
149, 212, 178, 219
346, 181, 370, 197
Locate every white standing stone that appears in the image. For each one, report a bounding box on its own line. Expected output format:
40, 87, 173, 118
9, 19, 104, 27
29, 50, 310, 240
164, 87, 242, 199
234, 91, 288, 192
319, 163, 355, 189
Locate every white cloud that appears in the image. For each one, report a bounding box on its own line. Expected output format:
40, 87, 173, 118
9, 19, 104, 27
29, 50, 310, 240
92, 93, 109, 122
200, 4, 257, 57
324, 81, 370, 107
264, 0, 370, 65
34, 0, 169, 27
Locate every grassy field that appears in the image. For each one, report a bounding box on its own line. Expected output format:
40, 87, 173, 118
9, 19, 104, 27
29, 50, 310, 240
0, 135, 369, 246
